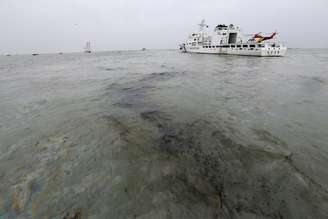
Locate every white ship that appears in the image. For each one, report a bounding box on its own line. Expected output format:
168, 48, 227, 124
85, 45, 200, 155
179, 20, 287, 57
84, 41, 92, 53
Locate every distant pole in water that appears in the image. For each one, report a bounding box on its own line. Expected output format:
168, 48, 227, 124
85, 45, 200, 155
84, 41, 92, 53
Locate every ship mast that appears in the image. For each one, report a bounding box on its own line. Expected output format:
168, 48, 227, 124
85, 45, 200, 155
84, 41, 91, 53
198, 19, 208, 31
198, 19, 209, 44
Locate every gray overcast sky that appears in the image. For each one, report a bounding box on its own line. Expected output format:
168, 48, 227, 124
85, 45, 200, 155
1, 0, 327, 54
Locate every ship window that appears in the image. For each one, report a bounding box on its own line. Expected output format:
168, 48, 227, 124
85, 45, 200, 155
223, 45, 229, 48
259, 44, 265, 47
250, 45, 256, 48
222, 33, 227, 35
237, 45, 241, 48
243, 45, 248, 48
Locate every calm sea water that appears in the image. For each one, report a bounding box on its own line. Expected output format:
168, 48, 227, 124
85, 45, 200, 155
0, 49, 328, 219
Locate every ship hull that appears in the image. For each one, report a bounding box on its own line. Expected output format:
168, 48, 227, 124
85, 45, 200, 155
185, 46, 287, 57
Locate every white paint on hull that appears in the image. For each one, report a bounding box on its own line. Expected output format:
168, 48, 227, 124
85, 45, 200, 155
185, 45, 287, 57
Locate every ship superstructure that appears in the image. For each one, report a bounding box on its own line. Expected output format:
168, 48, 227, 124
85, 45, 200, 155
179, 20, 287, 57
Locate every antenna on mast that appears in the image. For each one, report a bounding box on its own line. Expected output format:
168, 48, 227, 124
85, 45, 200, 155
198, 19, 208, 31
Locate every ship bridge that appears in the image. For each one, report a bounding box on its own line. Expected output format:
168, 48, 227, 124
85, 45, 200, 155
213, 24, 243, 45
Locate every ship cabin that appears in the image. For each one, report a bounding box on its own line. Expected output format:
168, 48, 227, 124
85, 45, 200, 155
213, 24, 243, 45
211, 24, 282, 51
